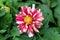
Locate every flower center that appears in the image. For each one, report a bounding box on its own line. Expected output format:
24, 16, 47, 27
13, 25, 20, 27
24, 15, 32, 25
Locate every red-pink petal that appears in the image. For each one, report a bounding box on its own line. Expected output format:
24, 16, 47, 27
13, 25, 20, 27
16, 14, 24, 21
27, 24, 34, 37
32, 24, 39, 32
18, 24, 28, 33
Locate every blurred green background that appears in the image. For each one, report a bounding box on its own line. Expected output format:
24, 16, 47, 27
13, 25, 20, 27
0, 0, 60, 40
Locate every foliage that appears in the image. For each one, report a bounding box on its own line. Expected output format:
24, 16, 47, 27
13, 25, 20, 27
0, 0, 60, 40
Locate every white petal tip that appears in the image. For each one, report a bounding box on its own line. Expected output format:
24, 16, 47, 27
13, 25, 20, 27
19, 30, 23, 34
39, 9, 41, 12
28, 32, 34, 37
23, 29, 27, 32
16, 21, 24, 24
32, 4, 35, 8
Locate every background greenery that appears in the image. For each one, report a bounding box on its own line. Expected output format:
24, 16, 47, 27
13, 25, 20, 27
0, 0, 60, 40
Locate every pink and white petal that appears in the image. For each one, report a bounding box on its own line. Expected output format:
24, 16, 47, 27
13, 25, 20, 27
16, 21, 24, 24
32, 24, 39, 32
36, 16, 44, 21
25, 6, 32, 16
21, 6, 28, 15
34, 15, 44, 21
28, 32, 34, 37
31, 9, 38, 17
16, 17, 24, 21
33, 13, 38, 17
34, 13, 41, 18
35, 24, 41, 29
31, 4, 35, 12
33, 21, 43, 29
22, 12, 26, 16
33, 21, 40, 24
17, 25, 23, 34
23, 28, 27, 32
16, 14, 24, 21
28, 24, 33, 32
21, 6, 24, 11
19, 30, 23, 34
22, 24, 28, 32
27, 24, 34, 37
18, 24, 28, 33
38, 9, 41, 13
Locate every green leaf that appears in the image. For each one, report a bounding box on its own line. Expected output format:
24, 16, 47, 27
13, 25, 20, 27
43, 28, 60, 40
0, 12, 12, 29
10, 25, 20, 36
5, 34, 11, 39
54, 5, 60, 27
0, 10, 5, 17
50, 1, 57, 8
38, 37, 44, 40
0, 34, 6, 40
41, 19, 49, 34
57, 0, 60, 4
0, 13, 12, 25
12, 37, 20, 40
0, 30, 6, 34
41, 0, 50, 3
56, 27, 60, 33
41, 4, 55, 23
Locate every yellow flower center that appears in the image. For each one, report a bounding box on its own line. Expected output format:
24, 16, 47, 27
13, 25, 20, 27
24, 15, 32, 25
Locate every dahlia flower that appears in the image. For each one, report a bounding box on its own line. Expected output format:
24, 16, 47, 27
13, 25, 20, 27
16, 4, 44, 37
